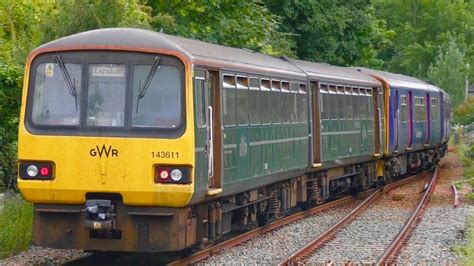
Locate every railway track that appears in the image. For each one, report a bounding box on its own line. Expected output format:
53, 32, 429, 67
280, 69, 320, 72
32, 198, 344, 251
64, 169, 437, 265
168, 191, 373, 265
169, 172, 428, 265
279, 167, 438, 265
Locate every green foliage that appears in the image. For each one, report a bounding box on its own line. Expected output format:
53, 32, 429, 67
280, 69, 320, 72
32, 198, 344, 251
0, 64, 23, 191
0, 194, 33, 259
148, 0, 295, 56
40, 0, 153, 43
0, 0, 44, 65
453, 98, 474, 125
375, 0, 474, 81
428, 39, 467, 107
453, 216, 474, 263
264, 0, 393, 66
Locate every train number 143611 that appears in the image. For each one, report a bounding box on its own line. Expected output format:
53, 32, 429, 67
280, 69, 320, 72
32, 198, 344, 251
151, 151, 179, 159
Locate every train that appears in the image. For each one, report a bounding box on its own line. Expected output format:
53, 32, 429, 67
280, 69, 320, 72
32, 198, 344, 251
17, 28, 450, 252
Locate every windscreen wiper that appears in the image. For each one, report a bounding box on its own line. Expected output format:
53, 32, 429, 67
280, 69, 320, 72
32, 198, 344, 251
55, 54, 78, 111
136, 56, 161, 113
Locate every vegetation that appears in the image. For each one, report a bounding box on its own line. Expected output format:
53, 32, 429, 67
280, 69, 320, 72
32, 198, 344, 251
0, 194, 33, 259
455, 217, 474, 265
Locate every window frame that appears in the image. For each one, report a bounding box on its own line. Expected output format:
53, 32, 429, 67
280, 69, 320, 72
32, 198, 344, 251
25, 51, 186, 138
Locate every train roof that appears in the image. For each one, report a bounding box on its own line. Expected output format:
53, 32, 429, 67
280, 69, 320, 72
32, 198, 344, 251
289, 59, 380, 87
33, 28, 381, 86
34, 28, 306, 79
354, 67, 440, 92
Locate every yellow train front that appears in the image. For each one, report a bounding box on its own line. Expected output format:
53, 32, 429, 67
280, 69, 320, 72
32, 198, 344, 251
18, 29, 198, 251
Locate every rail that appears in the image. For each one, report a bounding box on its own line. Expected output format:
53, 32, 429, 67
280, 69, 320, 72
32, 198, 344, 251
376, 166, 439, 265
168, 190, 374, 266
279, 175, 418, 266
452, 184, 460, 208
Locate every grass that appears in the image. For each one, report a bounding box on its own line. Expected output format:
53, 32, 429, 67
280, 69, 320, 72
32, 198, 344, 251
0, 193, 33, 259
453, 132, 474, 264
453, 217, 474, 266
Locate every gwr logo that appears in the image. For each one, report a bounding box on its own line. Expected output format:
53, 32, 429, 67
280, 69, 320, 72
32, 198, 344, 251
90, 145, 119, 158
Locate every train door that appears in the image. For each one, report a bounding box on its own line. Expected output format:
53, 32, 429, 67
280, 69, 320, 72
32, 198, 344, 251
395, 90, 399, 152
206, 70, 223, 195
373, 87, 382, 156
311, 81, 322, 167
408, 91, 413, 148
425, 93, 430, 146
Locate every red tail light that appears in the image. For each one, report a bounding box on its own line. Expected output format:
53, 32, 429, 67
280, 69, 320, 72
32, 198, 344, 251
154, 166, 191, 184
40, 166, 50, 177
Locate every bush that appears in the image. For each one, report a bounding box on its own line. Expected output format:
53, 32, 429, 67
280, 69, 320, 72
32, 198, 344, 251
0, 64, 23, 191
453, 98, 474, 126
0, 193, 33, 259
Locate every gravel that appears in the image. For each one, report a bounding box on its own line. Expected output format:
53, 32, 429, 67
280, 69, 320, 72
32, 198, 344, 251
0, 247, 89, 265
396, 205, 474, 264
306, 175, 429, 264
198, 199, 365, 265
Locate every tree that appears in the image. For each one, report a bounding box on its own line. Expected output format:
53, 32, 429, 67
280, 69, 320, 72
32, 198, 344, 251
264, 0, 393, 66
375, 0, 474, 80
147, 0, 295, 56
427, 39, 466, 107
40, 0, 153, 44
0, 64, 23, 191
0, 0, 44, 65
453, 97, 474, 125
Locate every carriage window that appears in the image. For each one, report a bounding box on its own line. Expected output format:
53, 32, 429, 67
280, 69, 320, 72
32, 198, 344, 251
320, 85, 329, 120
400, 95, 408, 122
281, 81, 291, 124
195, 77, 206, 128
236, 76, 249, 126
271, 80, 281, 124
431, 98, 437, 121
290, 82, 299, 123
249, 78, 260, 125
261, 79, 271, 124
328, 86, 337, 120
223, 75, 236, 126
414, 97, 426, 122
344, 87, 353, 119
298, 83, 308, 122
32, 63, 82, 126
337, 88, 345, 119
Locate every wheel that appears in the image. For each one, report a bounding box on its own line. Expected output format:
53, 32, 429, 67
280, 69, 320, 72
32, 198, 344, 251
257, 212, 268, 226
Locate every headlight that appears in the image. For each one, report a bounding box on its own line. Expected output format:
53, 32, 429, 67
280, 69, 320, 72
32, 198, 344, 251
170, 169, 183, 181
27, 165, 38, 177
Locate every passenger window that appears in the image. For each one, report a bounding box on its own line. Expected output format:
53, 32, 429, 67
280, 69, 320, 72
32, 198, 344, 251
223, 74, 236, 126
298, 83, 308, 123
329, 85, 337, 120
337, 86, 344, 119
195, 77, 206, 128
290, 82, 299, 123
281, 81, 291, 124
271, 80, 281, 124
344, 87, 352, 120
249, 78, 260, 125
236, 76, 249, 126
320, 85, 329, 120
261, 79, 272, 124
400, 95, 407, 122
